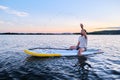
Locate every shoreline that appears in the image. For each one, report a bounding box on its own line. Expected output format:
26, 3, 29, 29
0, 33, 120, 35
0, 30, 120, 35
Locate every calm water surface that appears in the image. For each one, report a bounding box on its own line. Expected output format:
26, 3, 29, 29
0, 35, 120, 80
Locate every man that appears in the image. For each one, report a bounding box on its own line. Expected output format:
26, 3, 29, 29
70, 23, 87, 56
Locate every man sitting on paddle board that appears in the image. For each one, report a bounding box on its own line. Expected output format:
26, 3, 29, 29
70, 23, 87, 56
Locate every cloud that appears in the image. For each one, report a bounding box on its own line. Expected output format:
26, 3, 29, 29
96, 27, 120, 30
0, 5, 8, 10
0, 20, 14, 26
0, 20, 5, 24
0, 5, 29, 17
6, 9, 29, 17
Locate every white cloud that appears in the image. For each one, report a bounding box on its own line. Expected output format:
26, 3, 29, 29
0, 5, 8, 10
0, 5, 29, 17
0, 20, 14, 26
6, 9, 29, 17
0, 20, 5, 24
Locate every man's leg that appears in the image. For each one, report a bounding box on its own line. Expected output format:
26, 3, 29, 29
69, 46, 76, 50
78, 48, 85, 56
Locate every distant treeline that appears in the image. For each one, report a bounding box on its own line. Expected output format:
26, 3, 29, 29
0, 32, 72, 35
88, 30, 120, 35
74, 30, 120, 35
0, 30, 120, 35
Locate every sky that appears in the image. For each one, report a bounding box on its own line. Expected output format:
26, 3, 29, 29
0, 0, 120, 33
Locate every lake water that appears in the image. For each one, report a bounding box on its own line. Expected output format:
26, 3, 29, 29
0, 35, 120, 80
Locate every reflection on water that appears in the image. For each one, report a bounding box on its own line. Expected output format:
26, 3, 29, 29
25, 56, 93, 80
0, 35, 120, 80
77, 56, 92, 69
25, 56, 55, 62
73, 55, 92, 80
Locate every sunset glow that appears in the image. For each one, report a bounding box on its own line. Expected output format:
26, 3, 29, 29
0, 0, 120, 33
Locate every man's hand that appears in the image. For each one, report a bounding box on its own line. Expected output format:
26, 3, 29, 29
80, 23, 84, 30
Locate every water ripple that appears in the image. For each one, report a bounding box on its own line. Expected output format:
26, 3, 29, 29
0, 35, 120, 80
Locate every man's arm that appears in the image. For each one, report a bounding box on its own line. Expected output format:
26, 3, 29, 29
77, 41, 80, 48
